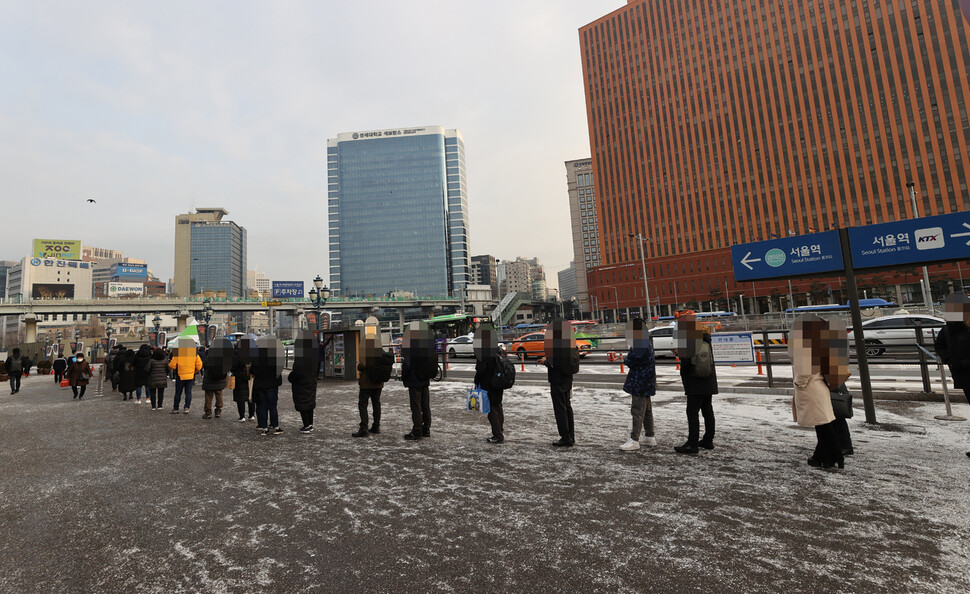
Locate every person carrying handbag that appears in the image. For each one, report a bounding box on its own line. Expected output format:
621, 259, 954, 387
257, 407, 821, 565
790, 314, 850, 470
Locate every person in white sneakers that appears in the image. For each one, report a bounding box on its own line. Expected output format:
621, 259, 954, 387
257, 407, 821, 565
620, 318, 657, 451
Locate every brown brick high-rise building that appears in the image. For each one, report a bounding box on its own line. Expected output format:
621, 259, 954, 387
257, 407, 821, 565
580, 0, 970, 319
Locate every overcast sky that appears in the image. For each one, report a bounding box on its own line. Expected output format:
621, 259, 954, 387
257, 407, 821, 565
0, 0, 622, 292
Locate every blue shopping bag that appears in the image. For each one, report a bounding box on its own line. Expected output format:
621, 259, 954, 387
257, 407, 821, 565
466, 386, 491, 414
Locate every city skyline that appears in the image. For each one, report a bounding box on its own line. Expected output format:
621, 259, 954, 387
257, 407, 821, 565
0, 1, 622, 293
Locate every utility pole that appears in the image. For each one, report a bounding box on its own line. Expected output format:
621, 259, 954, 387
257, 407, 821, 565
628, 233, 652, 323
907, 182, 934, 313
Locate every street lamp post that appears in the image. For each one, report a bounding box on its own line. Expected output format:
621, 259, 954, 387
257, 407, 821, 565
202, 298, 213, 326
611, 286, 619, 323
907, 181, 934, 313
308, 275, 330, 332
152, 313, 162, 346
551, 288, 564, 319
628, 233, 653, 323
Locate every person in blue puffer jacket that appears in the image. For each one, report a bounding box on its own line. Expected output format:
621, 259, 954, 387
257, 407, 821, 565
620, 318, 657, 451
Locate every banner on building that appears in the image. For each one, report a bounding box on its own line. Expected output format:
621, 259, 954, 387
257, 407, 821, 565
32, 283, 75, 299
32, 239, 82, 260
108, 282, 144, 297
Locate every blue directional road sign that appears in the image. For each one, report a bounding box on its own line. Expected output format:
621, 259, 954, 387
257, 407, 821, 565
847, 211, 970, 269
271, 281, 304, 298
731, 231, 845, 282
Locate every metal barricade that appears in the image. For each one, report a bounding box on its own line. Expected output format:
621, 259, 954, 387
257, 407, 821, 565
916, 345, 966, 422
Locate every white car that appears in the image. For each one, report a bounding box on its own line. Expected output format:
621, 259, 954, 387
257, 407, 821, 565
446, 335, 475, 358
649, 324, 676, 358
851, 314, 944, 357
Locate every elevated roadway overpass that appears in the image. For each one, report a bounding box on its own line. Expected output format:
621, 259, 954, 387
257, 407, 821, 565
0, 296, 483, 342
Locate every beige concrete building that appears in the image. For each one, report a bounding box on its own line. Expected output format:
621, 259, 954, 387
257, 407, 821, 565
564, 158, 600, 313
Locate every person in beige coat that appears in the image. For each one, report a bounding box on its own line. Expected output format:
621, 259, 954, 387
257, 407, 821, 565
791, 314, 848, 470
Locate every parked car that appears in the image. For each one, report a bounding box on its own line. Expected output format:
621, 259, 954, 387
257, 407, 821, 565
446, 335, 475, 358
508, 332, 593, 360
649, 323, 677, 358
849, 314, 945, 357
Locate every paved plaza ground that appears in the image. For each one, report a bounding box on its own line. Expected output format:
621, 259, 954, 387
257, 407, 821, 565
1, 372, 969, 593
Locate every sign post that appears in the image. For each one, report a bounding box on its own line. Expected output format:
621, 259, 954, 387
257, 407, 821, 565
839, 229, 877, 423
733, 210, 970, 425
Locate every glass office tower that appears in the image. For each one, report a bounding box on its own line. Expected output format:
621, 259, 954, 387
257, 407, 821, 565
188, 220, 247, 297
327, 126, 470, 298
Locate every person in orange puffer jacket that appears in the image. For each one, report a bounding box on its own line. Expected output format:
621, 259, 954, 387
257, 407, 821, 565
168, 337, 203, 414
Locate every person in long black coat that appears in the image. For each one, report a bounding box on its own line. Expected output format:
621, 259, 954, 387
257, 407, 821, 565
674, 317, 718, 454
934, 293, 970, 459
147, 348, 169, 410
288, 330, 319, 433
133, 344, 152, 403
231, 343, 254, 422
118, 349, 137, 401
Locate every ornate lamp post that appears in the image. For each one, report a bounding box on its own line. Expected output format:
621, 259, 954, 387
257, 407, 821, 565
308, 275, 330, 331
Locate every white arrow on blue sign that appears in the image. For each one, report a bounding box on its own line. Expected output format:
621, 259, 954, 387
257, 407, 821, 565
847, 211, 970, 269
731, 231, 845, 282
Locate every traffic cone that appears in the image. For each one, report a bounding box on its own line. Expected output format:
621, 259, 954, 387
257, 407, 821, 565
619, 362, 624, 374
675, 356, 680, 370
756, 351, 764, 375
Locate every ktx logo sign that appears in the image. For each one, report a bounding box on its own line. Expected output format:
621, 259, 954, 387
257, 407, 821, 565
915, 227, 944, 250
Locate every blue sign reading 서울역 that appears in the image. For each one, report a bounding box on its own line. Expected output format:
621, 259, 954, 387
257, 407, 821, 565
272, 281, 304, 298
847, 211, 970, 269
731, 231, 844, 282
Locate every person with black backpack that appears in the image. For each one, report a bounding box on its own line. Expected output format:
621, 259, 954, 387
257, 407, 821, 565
353, 327, 392, 438
473, 323, 513, 443
673, 316, 718, 454
288, 330, 319, 433
400, 321, 438, 441
539, 319, 581, 447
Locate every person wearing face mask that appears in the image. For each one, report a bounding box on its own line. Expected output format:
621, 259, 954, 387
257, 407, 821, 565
619, 318, 658, 451
933, 292, 970, 459
66, 352, 93, 400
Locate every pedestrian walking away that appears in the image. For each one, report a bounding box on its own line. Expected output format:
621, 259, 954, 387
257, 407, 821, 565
353, 322, 392, 437
168, 337, 203, 414
620, 318, 657, 451
933, 292, 970, 459
231, 339, 255, 421
288, 330, 320, 434
112, 345, 127, 393
673, 316, 718, 455
118, 348, 137, 401
52, 354, 67, 384
473, 322, 512, 444
400, 321, 437, 441
201, 338, 232, 419
250, 335, 284, 435
105, 346, 120, 391
146, 347, 169, 410
790, 314, 849, 470
540, 319, 581, 447
5, 348, 25, 394
132, 344, 152, 403
66, 353, 93, 400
